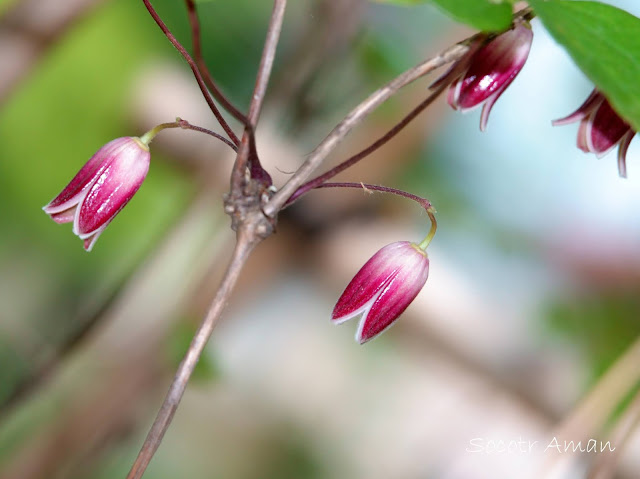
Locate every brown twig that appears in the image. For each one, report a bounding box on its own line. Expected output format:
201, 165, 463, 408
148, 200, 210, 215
125, 4, 287, 477
229, 0, 287, 196
125, 231, 258, 479
175, 118, 238, 151
263, 39, 473, 217
183, 0, 249, 126
311, 182, 432, 211
142, 0, 239, 146
285, 83, 448, 206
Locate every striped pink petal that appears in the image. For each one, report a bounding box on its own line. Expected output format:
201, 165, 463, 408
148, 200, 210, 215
43, 136, 150, 251
447, 23, 533, 130
332, 241, 429, 344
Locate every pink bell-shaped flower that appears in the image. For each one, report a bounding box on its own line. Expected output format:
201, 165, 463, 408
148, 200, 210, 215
552, 89, 636, 177
43, 137, 150, 251
332, 241, 430, 344
433, 22, 533, 131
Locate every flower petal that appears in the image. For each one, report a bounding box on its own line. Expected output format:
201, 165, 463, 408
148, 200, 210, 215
454, 24, 532, 112
552, 89, 603, 126
332, 242, 414, 323
75, 139, 150, 236
355, 245, 429, 344
589, 99, 632, 157
43, 137, 134, 215
478, 85, 506, 132
49, 206, 77, 224
577, 116, 592, 153
617, 130, 635, 178
82, 223, 109, 252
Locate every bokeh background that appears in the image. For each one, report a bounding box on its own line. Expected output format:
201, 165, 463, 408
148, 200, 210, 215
1, 0, 640, 478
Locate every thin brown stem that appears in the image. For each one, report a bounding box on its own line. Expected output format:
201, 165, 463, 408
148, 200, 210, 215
184, 0, 249, 126
141, 119, 238, 151
230, 0, 287, 195
125, 232, 258, 479
142, 0, 239, 146
176, 118, 238, 152
264, 39, 473, 217
285, 83, 447, 206
313, 182, 432, 211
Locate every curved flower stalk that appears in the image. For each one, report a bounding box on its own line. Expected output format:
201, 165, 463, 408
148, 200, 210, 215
552, 89, 637, 177
43, 137, 151, 251
332, 208, 436, 344
432, 22, 533, 131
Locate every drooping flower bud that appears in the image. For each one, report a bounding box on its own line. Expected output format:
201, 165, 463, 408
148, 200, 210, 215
43, 137, 150, 251
552, 89, 636, 177
332, 241, 430, 344
432, 22, 533, 131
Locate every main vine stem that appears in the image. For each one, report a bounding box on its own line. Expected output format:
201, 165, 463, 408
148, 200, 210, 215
125, 2, 287, 478
230, 0, 287, 197
125, 231, 258, 479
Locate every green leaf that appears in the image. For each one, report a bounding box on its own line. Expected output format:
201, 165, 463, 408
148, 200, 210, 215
529, 0, 640, 131
372, 0, 514, 32
429, 0, 513, 32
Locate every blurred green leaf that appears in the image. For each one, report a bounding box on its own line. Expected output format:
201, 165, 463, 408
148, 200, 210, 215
166, 319, 220, 384
530, 0, 640, 131
372, 0, 514, 32
547, 293, 640, 381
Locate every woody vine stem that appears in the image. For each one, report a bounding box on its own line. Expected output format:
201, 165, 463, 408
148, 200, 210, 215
126, 2, 533, 478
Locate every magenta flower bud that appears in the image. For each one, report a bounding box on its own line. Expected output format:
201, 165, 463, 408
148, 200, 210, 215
332, 241, 430, 344
552, 89, 636, 177
43, 137, 150, 251
432, 23, 533, 131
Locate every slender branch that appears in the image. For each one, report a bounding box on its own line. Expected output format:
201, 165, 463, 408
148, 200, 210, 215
230, 0, 287, 195
176, 118, 238, 152
142, 0, 240, 146
263, 39, 472, 217
126, 232, 258, 479
184, 0, 249, 126
141, 118, 238, 151
313, 182, 432, 211
309, 182, 437, 248
285, 83, 448, 206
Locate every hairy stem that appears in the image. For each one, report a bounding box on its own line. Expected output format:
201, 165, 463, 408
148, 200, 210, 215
176, 118, 238, 151
140, 119, 237, 151
184, 0, 249, 126
285, 83, 447, 205
313, 181, 432, 211
264, 40, 471, 217
125, 232, 258, 479
310, 182, 437, 247
230, 0, 287, 195
142, 0, 239, 146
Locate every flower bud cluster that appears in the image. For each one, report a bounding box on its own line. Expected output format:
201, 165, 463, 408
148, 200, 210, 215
438, 21, 636, 175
